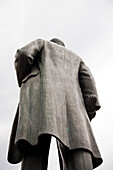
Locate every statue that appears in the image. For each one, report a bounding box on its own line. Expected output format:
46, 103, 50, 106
8, 38, 103, 170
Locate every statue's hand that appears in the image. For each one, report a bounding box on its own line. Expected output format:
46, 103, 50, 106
15, 50, 34, 87
84, 95, 97, 121
88, 111, 96, 121
84, 94, 97, 112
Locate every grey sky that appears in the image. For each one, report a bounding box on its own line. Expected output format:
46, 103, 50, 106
0, 0, 113, 169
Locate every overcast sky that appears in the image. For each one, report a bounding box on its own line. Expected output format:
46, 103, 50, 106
0, 0, 113, 169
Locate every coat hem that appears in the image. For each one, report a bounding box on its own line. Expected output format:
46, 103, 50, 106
8, 133, 103, 169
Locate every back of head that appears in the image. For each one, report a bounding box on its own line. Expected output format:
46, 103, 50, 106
50, 38, 65, 47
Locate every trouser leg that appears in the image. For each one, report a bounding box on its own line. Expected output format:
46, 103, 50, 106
67, 149, 93, 170
21, 134, 51, 170
57, 140, 68, 170
57, 140, 93, 170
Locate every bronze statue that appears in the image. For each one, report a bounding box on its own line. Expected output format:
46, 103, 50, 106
8, 38, 103, 169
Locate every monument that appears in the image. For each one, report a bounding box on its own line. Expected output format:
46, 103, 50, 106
8, 38, 103, 169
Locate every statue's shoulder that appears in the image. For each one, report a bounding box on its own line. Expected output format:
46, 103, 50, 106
64, 47, 82, 62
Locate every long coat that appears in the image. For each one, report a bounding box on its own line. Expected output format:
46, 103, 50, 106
8, 39, 103, 168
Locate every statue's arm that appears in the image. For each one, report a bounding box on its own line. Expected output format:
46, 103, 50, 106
14, 39, 44, 87
79, 61, 101, 121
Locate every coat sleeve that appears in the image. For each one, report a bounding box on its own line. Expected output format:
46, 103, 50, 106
14, 39, 44, 87
79, 61, 101, 121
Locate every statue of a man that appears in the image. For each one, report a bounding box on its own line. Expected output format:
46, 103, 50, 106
8, 38, 103, 170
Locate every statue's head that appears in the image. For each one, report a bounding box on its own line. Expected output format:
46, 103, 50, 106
50, 38, 65, 47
